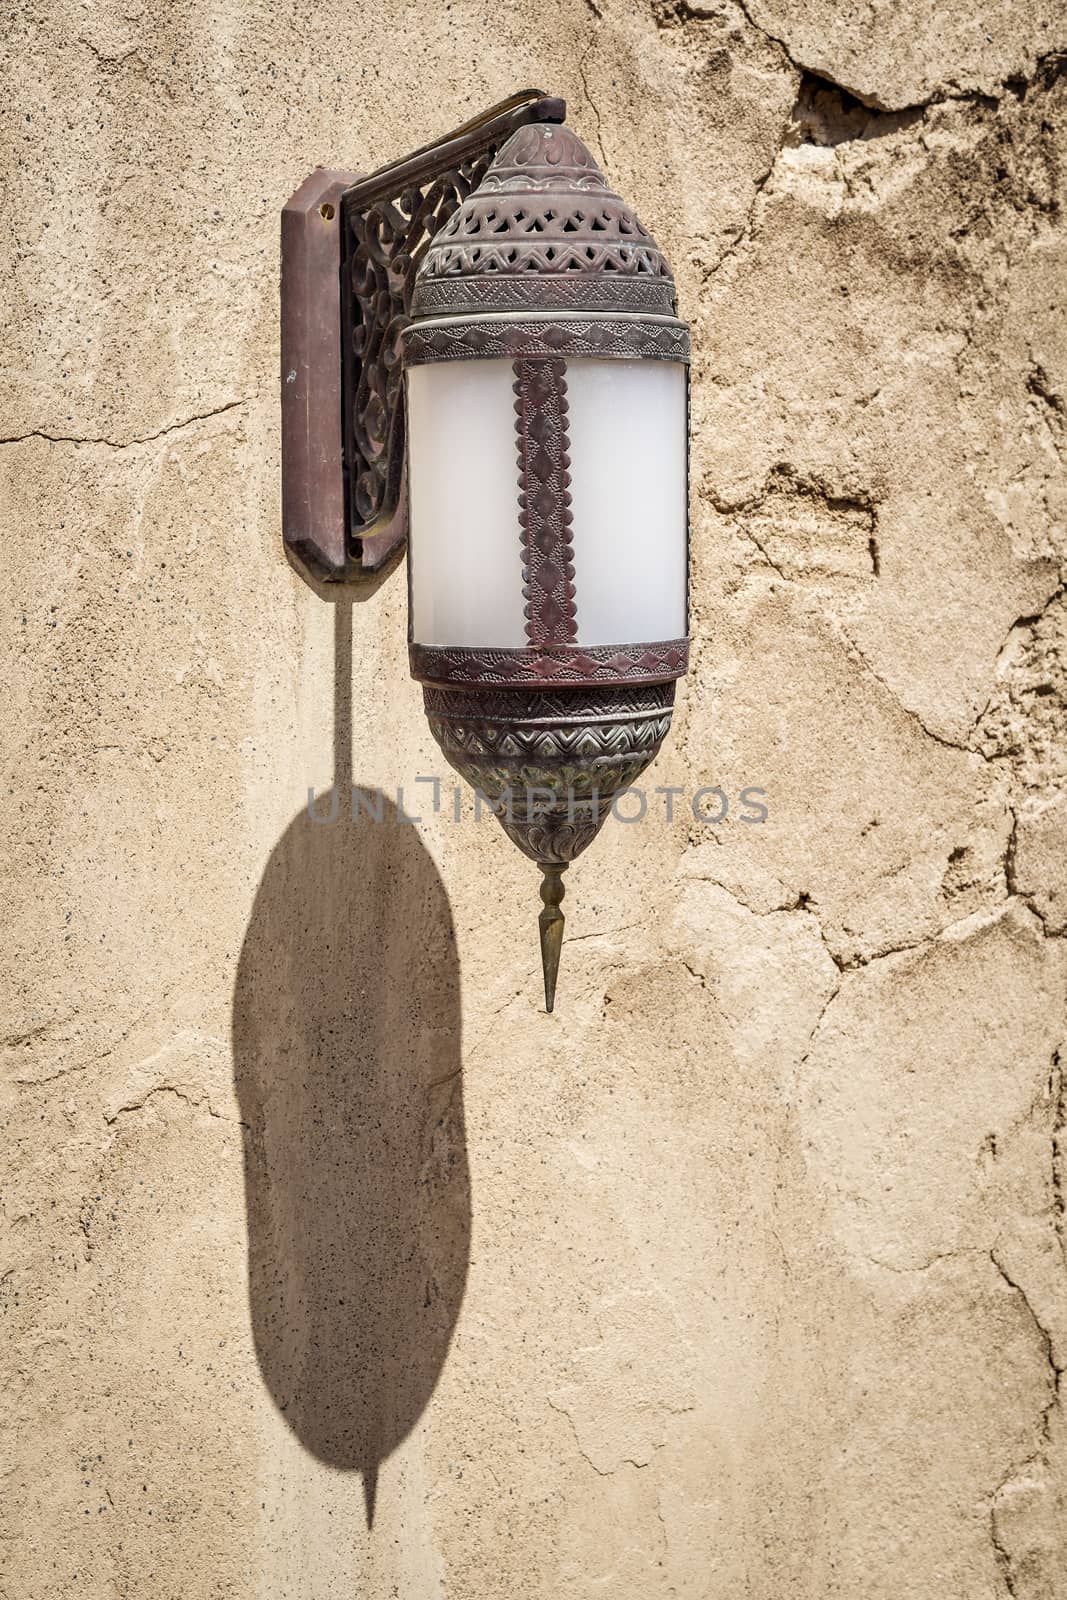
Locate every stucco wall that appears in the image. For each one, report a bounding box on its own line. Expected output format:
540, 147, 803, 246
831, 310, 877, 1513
3, 2, 1067, 1595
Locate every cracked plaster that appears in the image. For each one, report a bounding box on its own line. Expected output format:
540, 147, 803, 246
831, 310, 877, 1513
2, 1, 1067, 1596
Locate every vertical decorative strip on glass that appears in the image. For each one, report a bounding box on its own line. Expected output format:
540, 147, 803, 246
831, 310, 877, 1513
513, 358, 579, 647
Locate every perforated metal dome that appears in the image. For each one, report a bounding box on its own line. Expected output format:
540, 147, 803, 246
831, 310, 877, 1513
410, 123, 677, 319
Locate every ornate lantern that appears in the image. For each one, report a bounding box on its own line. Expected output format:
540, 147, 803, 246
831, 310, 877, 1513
281, 94, 689, 1010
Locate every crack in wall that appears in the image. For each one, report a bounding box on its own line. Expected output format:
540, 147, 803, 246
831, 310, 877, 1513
707, 464, 879, 521
844, 634, 989, 756
0, 396, 253, 452
1004, 806, 1048, 930
1027, 362, 1067, 461
867, 1245, 989, 1273
972, 586, 1067, 748
990, 1246, 1062, 1378
990, 1368, 1062, 1596
576, 44, 609, 170
700, 121, 789, 283
682, 869, 1020, 978
547, 1393, 655, 1478
790, 72, 925, 146
667, 26, 1062, 293
707, 465, 882, 587
793, 901, 1051, 1091
77, 38, 149, 76
990, 1514, 1019, 1599
985, 1042, 1066, 1592
825, 581, 1064, 765
104, 1083, 249, 1130
657, 0, 1067, 114
1054, 1050, 1066, 1269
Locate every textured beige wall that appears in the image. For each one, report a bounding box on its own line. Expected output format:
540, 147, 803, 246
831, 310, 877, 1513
3, 1, 1067, 1595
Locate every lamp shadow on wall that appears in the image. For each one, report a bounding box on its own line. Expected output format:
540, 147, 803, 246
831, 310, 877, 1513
231, 595, 468, 1528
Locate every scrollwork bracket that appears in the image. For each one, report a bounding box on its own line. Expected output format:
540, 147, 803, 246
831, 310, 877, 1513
280, 91, 566, 583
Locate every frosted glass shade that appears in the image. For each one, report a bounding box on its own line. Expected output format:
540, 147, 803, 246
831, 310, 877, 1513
407, 359, 527, 648
566, 359, 688, 646
406, 352, 688, 650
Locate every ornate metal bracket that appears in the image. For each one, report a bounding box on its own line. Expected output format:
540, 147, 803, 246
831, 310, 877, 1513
280, 90, 566, 583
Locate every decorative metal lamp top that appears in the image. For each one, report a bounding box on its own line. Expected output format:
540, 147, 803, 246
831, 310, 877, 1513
411, 124, 677, 319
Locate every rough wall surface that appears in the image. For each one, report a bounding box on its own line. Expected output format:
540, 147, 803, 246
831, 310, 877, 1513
2, 1, 1066, 1595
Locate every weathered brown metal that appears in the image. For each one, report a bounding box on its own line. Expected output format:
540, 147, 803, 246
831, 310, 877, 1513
280, 169, 358, 582
399, 313, 690, 365
513, 358, 578, 647
538, 865, 566, 1013
409, 640, 690, 688
421, 681, 676, 858
410, 122, 678, 320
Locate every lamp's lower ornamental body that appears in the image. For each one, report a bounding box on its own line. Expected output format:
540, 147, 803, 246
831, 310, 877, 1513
421, 681, 677, 1009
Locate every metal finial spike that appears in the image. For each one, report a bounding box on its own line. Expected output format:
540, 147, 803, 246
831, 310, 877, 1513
538, 862, 567, 1013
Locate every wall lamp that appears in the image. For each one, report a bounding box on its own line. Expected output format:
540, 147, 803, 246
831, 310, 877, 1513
281, 89, 690, 1011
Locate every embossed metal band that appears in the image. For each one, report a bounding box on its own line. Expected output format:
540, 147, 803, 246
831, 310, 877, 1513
401, 313, 690, 366
409, 639, 690, 687
515, 358, 577, 646
426, 239, 666, 279
411, 274, 677, 318
422, 681, 676, 723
